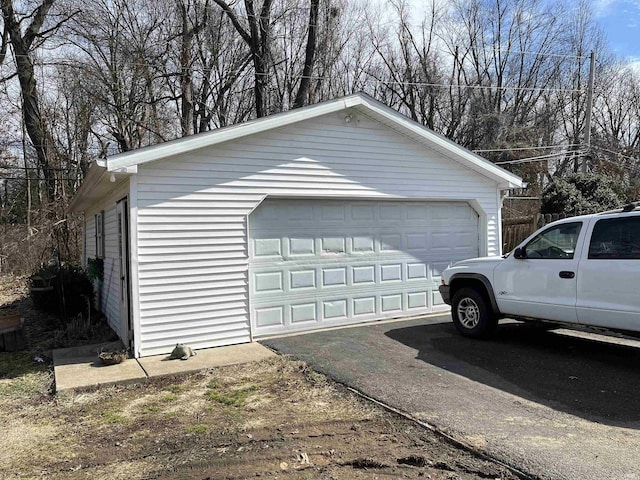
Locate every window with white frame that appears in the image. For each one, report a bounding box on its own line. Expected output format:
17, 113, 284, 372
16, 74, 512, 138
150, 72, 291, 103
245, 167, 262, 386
95, 210, 104, 259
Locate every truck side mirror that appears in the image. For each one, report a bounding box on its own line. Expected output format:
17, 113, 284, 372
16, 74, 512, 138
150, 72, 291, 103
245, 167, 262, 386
514, 247, 526, 259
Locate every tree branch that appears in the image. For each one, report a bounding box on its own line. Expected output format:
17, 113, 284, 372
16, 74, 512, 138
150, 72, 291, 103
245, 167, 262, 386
211, 0, 251, 45
23, 0, 56, 49
0, 22, 7, 67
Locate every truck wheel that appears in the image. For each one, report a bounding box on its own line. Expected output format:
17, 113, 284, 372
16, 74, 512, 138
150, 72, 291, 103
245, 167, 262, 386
451, 287, 497, 338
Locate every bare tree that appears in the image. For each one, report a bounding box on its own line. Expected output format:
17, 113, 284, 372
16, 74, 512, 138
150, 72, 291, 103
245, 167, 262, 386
292, 0, 319, 108
212, 0, 275, 117
370, 0, 444, 129
65, 0, 174, 152
443, 0, 566, 149
176, 0, 210, 136
554, 0, 608, 174
1, 0, 76, 200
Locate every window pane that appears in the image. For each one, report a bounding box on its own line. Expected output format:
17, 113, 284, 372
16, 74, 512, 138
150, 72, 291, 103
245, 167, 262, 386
589, 217, 640, 259
95, 211, 104, 259
525, 222, 582, 259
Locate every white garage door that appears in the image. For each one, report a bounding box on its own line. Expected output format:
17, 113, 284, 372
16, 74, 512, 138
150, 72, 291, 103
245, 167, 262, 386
249, 199, 479, 336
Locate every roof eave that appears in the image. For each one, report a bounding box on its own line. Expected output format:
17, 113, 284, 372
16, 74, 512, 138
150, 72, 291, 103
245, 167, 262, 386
68, 162, 107, 212
106, 95, 366, 171
100, 91, 522, 188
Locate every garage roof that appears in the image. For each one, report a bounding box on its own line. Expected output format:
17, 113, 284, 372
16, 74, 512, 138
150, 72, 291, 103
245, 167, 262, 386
70, 93, 523, 211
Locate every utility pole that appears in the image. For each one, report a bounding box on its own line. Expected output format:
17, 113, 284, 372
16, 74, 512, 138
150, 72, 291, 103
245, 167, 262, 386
582, 51, 595, 173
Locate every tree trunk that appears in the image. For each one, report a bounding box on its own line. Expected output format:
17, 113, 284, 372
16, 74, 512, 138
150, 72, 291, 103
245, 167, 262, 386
2, 0, 57, 200
293, 0, 320, 109
179, 1, 194, 136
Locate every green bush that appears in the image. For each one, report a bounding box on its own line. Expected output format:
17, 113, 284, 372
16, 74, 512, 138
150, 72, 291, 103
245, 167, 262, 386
29, 264, 94, 319
541, 173, 629, 216
86, 257, 104, 283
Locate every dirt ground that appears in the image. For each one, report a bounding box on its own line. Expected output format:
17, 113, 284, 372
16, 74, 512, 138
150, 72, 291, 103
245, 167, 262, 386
0, 276, 519, 480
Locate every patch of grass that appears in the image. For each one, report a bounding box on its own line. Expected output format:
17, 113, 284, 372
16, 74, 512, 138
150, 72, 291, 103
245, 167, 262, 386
207, 385, 259, 407
0, 352, 49, 379
163, 411, 179, 419
160, 393, 177, 403
142, 405, 161, 414
163, 385, 183, 394
206, 378, 220, 389
304, 370, 328, 385
221, 407, 244, 421
185, 424, 207, 434
0, 371, 53, 400
101, 410, 129, 424
0, 352, 52, 400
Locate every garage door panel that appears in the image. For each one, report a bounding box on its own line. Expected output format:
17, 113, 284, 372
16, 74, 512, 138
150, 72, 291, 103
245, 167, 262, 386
249, 199, 478, 336
254, 238, 282, 257
407, 291, 428, 309
252, 258, 453, 295
322, 267, 347, 287
291, 303, 316, 323
432, 290, 446, 306
255, 307, 284, 328
290, 270, 316, 289
354, 296, 376, 315
407, 263, 427, 280
353, 265, 375, 284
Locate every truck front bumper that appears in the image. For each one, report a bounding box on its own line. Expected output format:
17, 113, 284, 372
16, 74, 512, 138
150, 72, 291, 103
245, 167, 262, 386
438, 285, 451, 305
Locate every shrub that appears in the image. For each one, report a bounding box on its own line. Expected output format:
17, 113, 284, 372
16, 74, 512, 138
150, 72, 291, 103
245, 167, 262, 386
29, 264, 94, 319
541, 173, 629, 216
86, 257, 104, 283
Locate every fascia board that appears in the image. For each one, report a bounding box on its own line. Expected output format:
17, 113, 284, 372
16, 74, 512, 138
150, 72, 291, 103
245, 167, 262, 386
68, 162, 107, 212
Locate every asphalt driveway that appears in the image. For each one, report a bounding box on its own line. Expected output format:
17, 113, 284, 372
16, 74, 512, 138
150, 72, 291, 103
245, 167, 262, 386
261, 315, 640, 480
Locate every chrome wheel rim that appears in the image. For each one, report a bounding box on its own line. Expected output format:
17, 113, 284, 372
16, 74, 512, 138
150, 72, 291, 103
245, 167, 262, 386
457, 297, 480, 329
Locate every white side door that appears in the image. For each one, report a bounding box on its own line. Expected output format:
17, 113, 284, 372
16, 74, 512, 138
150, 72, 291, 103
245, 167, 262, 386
578, 215, 640, 330
493, 221, 585, 323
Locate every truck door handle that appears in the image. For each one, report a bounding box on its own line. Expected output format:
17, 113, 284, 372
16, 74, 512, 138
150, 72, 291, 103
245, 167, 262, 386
559, 271, 575, 279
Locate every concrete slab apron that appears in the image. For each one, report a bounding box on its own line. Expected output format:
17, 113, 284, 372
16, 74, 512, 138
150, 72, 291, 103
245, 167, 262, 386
261, 315, 640, 480
53, 342, 146, 391
138, 343, 276, 377
53, 343, 276, 391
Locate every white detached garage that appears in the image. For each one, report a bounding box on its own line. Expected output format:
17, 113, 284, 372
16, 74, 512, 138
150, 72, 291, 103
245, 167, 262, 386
70, 93, 523, 358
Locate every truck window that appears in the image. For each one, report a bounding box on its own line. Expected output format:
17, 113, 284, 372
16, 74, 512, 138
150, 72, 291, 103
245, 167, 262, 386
588, 217, 640, 259
525, 222, 582, 259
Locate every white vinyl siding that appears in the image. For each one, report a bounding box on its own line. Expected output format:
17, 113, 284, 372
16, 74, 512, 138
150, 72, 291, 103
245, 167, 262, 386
85, 182, 129, 339
134, 111, 500, 357
85, 215, 96, 262
100, 206, 121, 335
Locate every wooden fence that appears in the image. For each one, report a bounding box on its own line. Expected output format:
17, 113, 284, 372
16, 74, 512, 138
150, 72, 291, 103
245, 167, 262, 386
502, 213, 569, 253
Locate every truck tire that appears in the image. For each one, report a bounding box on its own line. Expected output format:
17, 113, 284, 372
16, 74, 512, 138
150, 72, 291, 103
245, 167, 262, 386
451, 287, 498, 338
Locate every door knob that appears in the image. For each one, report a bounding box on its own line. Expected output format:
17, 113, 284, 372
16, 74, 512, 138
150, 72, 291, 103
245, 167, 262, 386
559, 271, 575, 279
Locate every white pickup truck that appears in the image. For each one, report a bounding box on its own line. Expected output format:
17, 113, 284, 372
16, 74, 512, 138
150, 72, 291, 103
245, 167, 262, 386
439, 205, 640, 338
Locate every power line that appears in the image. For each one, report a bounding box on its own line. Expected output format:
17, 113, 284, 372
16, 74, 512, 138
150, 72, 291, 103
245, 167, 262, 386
0, 165, 76, 171
0, 177, 79, 181
592, 145, 639, 163
495, 150, 588, 165
474, 143, 584, 153
8, 48, 588, 61
492, 48, 587, 60
3, 56, 588, 93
